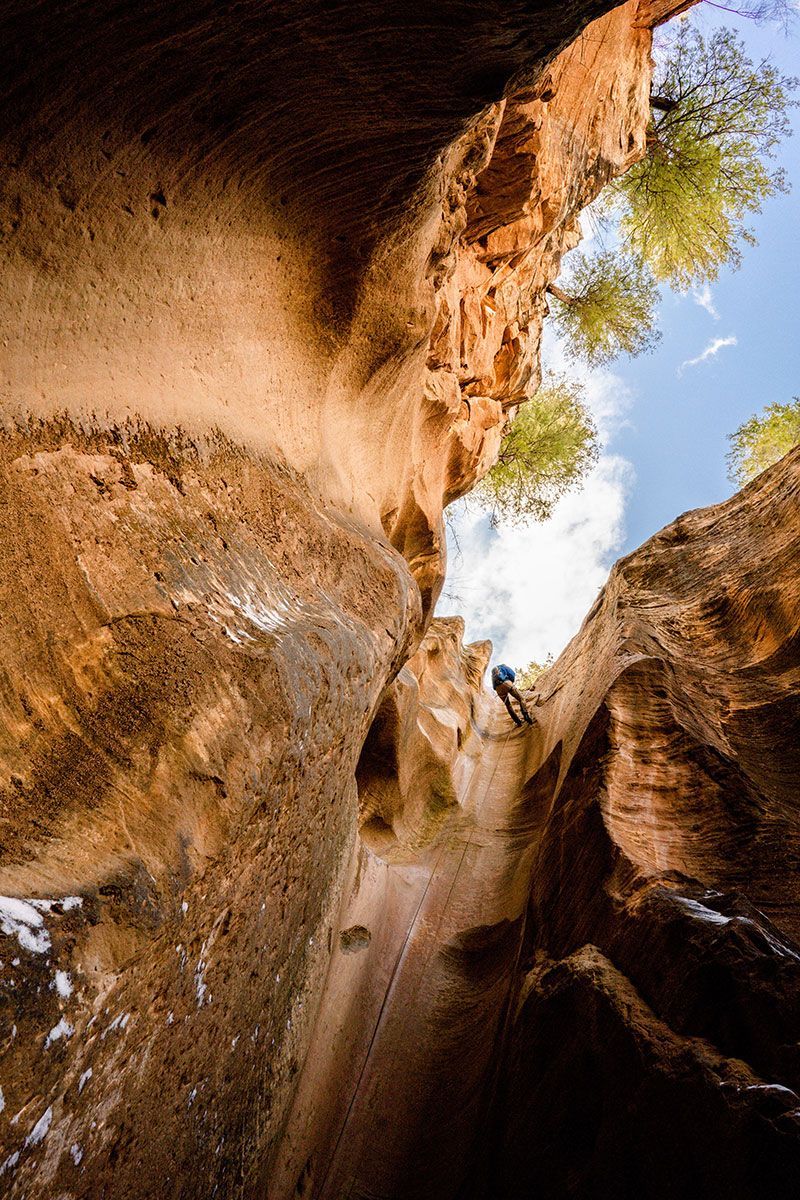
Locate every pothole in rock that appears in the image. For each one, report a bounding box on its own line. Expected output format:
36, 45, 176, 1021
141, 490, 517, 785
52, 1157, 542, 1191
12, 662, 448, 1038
339, 925, 371, 954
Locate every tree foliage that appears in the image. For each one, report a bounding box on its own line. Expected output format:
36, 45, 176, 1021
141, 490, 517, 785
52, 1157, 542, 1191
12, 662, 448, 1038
547, 250, 661, 367
474, 376, 598, 526
515, 655, 554, 690
608, 25, 796, 290
701, 0, 798, 32
726, 397, 800, 486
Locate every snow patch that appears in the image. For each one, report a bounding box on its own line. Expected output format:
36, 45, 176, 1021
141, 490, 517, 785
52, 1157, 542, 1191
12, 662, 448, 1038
0, 1151, 19, 1175
101, 1012, 129, 1039
25, 1105, 53, 1147
78, 1068, 92, 1093
70, 1142, 83, 1166
0, 895, 82, 954
674, 897, 731, 927
739, 918, 800, 962
54, 970, 73, 998
195, 951, 210, 1007
45, 1018, 74, 1048
743, 1083, 798, 1100
0, 896, 51, 954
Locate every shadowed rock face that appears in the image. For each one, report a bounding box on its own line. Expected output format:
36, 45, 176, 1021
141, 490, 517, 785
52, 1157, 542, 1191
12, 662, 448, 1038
271, 451, 799, 1200
0, 1, 655, 1194
488, 446, 800, 1199
3, 0, 798, 1197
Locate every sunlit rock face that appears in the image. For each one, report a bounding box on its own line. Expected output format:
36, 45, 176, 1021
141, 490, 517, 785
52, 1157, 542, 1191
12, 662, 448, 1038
0, 0, 632, 613
0, 0, 667, 1194
488, 446, 800, 1198
5, 0, 790, 1197
274, 451, 800, 1199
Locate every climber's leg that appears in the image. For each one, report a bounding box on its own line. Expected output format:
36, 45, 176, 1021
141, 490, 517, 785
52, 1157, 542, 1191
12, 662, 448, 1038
509, 686, 534, 724
503, 694, 523, 726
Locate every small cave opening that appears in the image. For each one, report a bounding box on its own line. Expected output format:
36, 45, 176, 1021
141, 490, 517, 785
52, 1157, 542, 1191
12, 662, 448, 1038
355, 692, 404, 860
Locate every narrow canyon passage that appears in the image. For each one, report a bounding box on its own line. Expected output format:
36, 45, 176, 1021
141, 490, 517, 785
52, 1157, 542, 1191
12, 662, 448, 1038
1, 0, 798, 1195
272, 703, 544, 1200
275, 445, 800, 1199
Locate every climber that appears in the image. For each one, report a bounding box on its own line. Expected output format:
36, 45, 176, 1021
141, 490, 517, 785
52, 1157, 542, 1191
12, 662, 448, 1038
491, 663, 534, 727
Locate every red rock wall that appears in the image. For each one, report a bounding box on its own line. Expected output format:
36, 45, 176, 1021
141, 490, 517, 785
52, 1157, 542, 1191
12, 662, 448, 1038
491, 445, 800, 1198
277, 450, 799, 1199
9, 2, 791, 1198
0, 2, 658, 1195
270, 450, 800, 1199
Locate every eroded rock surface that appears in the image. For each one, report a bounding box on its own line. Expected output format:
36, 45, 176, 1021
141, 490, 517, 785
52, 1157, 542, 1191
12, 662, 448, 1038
2, 0, 797, 1197
0, 0, 663, 1191
272, 450, 800, 1199
490, 445, 800, 1198
277, 450, 799, 1199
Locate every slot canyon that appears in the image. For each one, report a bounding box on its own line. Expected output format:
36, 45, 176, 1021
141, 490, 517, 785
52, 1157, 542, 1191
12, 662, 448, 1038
0, 0, 798, 1197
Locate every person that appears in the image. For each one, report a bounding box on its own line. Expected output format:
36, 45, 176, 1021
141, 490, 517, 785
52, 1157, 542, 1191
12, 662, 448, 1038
491, 663, 534, 727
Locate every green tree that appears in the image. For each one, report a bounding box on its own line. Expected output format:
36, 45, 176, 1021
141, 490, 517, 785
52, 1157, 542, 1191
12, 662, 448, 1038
547, 250, 661, 367
727, 397, 800, 486
515, 655, 554, 690
701, 0, 797, 32
474, 376, 598, 526
608, 25, 796, 290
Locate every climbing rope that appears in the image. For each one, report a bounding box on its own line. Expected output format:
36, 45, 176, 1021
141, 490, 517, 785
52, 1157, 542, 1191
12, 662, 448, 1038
315, 718, 518, 1199
314, 834, 451, 1200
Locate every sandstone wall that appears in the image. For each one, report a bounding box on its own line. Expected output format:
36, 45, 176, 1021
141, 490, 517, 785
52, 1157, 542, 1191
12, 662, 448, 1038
272, 451, 796, 1200
0, 1, 664, 1194
491, 444, 800, 1198
5, 1, 782, 1197
277, 450, 799, 1198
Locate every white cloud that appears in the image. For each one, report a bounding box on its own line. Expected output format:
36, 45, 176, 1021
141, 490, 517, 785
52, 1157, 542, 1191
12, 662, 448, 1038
438, 338, 636, 667
678, 334, 737, 375
441, 454, 634, 667
540, 329, 635, 444
692, 284, 719, 320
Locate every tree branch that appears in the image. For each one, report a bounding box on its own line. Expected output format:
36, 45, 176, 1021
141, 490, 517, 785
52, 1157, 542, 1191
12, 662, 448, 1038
546, 282, 575, 306
650, 94, 679, 113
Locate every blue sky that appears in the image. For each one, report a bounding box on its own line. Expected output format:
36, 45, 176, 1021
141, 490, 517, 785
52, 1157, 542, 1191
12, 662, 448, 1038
618, 5, 800, 552
440, 4, 799, 668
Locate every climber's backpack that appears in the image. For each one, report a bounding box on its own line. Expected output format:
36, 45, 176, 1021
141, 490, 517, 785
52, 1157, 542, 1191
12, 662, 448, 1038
492, 664, 515, 688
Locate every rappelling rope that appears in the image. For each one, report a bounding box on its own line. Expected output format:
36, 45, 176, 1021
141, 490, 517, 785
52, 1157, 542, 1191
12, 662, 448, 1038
314, 832, 451, 1200
345, 724, 519, 1195
461, 862, 532, 1197
315, 718, 517, 1200
463, 694, 561, 1193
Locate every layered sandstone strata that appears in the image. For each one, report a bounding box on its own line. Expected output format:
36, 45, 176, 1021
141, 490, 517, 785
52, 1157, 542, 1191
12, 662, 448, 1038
274, 449, 799, 1198
492, 445, 800, 1198
4, 1, 787, 1198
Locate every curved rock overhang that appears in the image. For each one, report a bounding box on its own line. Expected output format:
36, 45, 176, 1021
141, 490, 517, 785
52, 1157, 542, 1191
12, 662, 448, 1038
9, 2, 788, 1199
